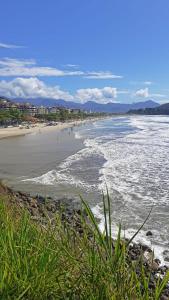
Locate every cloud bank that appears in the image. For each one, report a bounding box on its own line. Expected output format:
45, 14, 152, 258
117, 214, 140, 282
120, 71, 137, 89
84, 71, 123, 79
0, 58, 83, 77
0, 77, 121, 103
76, 87, 117, 103
0, 57, 123, 80
135, 87, 166, 99
0, 77, 73, 101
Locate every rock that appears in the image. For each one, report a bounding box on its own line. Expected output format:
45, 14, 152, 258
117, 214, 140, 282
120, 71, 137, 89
36, 195, 45, 203
141, 244, 152, 252
129, 250, 137, 260
31, 216, 40, 222
18, 202, 24, 208
30, 198, 38, 208
164, 257, 169, 263
46, 203, 56, 212
27, 196, 33, 203
143, 251, 159, 270
146, 231, 153, 236
142, 251, 159, 270
143, 250, 153, 261
149, 280, 155, 289
164, 288, 169, 297
155, 273, 163, 280
30, 207, 39, 217
160, 295, 169, 300
159, 266, 168, 275
151, 261, 159, 271
163, 250, 169, 262
78, 228, 83, 235
154, 258, 161, 265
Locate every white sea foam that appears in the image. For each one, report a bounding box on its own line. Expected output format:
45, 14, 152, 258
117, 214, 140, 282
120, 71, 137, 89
23, 170, 57, 185
97, 116, 169, 203
23, 168, 95, 191
74, 132, 83, 139
87, 115, 169, 263
92, 203, 169, 265
59, 141, 102, 171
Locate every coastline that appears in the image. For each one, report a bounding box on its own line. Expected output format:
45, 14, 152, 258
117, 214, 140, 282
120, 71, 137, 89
0, 117, 103, 140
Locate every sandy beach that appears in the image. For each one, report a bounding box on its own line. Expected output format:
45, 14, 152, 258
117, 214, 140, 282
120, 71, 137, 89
0, 118, 100, 140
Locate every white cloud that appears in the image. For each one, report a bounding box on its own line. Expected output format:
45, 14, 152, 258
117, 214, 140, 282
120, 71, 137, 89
0, 43, 24, 49
135, 87, 149, 98
0, 57, 123, 81
75, 87, 118, 103
0, 77, 73, 100
144, 81, 153, 85
134, 88, 166, 99
0, 78, 121, 103
0, 58, 84, 77
151, 93, 165, 98
84, 71, 123, 79
130, 80, 153, 86
64, 64, 79, 68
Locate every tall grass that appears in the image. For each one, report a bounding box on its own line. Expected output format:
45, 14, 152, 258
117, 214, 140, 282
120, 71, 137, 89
0, 194, 168, 299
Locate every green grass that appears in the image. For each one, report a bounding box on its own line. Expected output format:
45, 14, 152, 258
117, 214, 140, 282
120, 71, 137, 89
0, 194, 168, 299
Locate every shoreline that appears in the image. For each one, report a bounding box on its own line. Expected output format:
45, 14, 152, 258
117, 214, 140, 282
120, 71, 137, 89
0, 117, 105, 140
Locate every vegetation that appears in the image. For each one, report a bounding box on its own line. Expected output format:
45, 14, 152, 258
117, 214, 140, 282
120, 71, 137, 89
0, 107, 106, 126
128, 103, 169, 115
36, 109, 106, 122
0, 109, 23, 126
0, 193, 168, 300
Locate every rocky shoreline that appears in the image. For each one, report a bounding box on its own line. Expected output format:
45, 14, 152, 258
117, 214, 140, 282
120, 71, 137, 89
0, 182, 169, 299
0, 181, 85, 234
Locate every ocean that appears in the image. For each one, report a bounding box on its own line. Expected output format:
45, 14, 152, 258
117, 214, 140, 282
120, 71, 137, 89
1, 115, 169, 263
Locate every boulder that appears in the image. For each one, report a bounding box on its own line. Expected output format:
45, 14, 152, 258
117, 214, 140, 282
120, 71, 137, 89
146, 231, 153, 236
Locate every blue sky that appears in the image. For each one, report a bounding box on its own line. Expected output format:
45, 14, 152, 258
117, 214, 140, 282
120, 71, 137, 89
0, 0, 169, 103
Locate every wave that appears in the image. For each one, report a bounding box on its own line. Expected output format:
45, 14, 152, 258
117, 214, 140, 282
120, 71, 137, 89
74, 132, 83, 139
23, 168, 96, 191
22, 139, 101, 190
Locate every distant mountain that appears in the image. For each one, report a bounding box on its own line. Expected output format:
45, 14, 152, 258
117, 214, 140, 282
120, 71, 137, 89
0, 96, 12, 103
13, 98, 159, 113
128, 102, 169, 115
